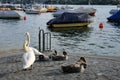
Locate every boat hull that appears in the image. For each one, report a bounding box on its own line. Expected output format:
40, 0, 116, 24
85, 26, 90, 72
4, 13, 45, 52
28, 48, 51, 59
48, 22, 91, 28
25, 10, 40, 14
0, 11, 21, 19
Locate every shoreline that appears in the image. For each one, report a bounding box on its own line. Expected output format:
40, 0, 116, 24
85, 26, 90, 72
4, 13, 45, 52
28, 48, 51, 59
0, 49, 120, 61
0, 50, 120, 80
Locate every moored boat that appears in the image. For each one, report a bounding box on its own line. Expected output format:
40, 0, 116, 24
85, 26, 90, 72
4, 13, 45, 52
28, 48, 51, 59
107, 10, 120, 22
52, 9, 73, 17
25, 7, 40, 14
40, 7, 47, 13
109, 9, 119, 14
47, 6, 57, 12
74, 7, 96, 16
52, 7, 96, 18
0, 10, 23, 19
47, 12, 92, 28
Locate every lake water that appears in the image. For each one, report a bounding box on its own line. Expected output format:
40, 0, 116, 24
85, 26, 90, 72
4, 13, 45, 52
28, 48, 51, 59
0, 5, 120, 56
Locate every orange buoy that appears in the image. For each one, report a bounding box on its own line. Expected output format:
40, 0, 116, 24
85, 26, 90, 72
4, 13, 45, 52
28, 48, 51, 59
99, 23, 104, 28
24, 16, 26, 20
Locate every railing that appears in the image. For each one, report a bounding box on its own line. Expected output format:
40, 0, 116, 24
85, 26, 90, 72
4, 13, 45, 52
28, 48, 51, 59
38, 29, 51, 52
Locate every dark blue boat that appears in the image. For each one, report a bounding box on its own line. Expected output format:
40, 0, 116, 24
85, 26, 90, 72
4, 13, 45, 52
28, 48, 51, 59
47, 12, 92, 28
107, 10, 120, 22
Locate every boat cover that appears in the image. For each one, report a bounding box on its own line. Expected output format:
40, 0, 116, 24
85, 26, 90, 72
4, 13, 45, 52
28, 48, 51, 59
47, 12, 91, 25
107, 10, 120, 21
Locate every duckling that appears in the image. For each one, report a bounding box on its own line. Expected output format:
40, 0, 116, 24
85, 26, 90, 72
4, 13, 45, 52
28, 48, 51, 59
61, 63, 81, 73
61, 57, 87, 73
76, 57, 87, 73
39, 54, 49, 61
80, 57, 87, 73
49, 50, 68, 61
49, 50, 57, 59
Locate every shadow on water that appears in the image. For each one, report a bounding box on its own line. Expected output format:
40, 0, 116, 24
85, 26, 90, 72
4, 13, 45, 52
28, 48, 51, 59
107, 22, 120, 29
0, 19, 21, 24
48, 26, 93, 37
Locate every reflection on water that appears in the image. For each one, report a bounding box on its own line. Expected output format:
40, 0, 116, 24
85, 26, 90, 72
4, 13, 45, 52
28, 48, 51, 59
108, 22, 120, 28
49, 26, 93, 54
48, 27, 92, 37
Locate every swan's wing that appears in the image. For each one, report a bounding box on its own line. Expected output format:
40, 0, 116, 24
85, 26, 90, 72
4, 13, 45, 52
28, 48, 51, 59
23, 53, 28, 64
30, 47, 43, 55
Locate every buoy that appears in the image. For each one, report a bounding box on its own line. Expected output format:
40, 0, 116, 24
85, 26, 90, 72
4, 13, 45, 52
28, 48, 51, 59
93, 13, 96, 16
24, 16, 26, 20
99, 23, 104, 28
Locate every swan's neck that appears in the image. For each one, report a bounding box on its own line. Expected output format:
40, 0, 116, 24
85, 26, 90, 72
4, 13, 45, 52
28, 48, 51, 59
23, 41, 29, 52
23, 33, 31, 52
26, 34, 30, 47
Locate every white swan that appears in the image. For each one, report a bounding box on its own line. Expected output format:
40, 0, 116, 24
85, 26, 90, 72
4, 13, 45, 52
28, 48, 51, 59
22, 32, 44, 70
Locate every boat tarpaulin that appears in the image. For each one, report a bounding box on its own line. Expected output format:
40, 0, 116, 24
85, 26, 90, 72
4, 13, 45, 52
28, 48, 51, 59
107, 10, 120, 22
47, 12, 91, 25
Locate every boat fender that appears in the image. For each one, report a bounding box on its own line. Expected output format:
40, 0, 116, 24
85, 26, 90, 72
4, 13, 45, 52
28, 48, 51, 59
99, 23, 104, 28
24, 16, 26, 20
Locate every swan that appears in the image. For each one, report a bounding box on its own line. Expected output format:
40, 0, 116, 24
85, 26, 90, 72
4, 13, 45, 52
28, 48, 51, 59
22, 32, 45, 70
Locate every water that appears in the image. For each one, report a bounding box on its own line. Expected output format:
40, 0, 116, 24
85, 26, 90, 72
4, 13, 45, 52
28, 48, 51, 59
0, 5, 120, 56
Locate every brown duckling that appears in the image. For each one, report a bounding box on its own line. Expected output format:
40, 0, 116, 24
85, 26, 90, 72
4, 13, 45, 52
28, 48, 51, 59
49, 50, 68, 61
61, 63, 81, 73
39, 54, 49, 61
61, 57, 87, 73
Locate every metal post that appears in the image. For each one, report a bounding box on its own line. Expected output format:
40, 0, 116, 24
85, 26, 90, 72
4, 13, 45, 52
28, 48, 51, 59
39, 29, 51, 52
49, 33, 51, 51
43, 33, 45, 51
45, 32, 51, 51
44, 33, 48, 51
39, 29, 44, 52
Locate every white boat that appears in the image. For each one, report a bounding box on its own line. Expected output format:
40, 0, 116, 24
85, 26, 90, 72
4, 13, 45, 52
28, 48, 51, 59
0, 10, 22, 19
61, 5, 73, 10
74, 7, 96, 16
25, 7, 40, 14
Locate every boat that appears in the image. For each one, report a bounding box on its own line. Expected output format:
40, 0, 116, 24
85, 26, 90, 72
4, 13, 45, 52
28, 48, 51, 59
109, 9, 119, 14
74, 7, 96, 16
0, 10, 22, 19
61, 5, 73, 10
40, 7, 47, 13
25, 7, 40, 14
52, 9, 73, 17
107, 10, 120, 22
47, 6, 57, 12
47, 12, 92, 28
109, 3, 120, 14
52, 7, 96, 17
32, 4, 47, 13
